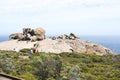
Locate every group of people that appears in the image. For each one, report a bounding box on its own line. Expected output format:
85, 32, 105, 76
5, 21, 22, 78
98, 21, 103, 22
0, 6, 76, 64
30, 48, 38, 54
30, 43, 39, 54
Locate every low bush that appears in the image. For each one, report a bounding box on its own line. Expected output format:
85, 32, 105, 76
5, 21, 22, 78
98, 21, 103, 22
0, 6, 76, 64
0, 50, 120, 80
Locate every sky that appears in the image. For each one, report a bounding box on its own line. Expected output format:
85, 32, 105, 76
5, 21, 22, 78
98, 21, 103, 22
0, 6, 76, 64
0, 0, 120, 36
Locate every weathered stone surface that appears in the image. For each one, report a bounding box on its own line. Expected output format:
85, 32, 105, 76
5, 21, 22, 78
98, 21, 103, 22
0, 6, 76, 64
5, 31, 117, 55
9, 33, 24, 40
51, 36, 57, 40
23, 28, 31, 35
64, 39, 116, 55
9, 27, 46, 41
34, 27, 46, 40
0, 39, 117, 55
35, 39, 116, 55
52, 33, 78, 40
36, 39, 72, 53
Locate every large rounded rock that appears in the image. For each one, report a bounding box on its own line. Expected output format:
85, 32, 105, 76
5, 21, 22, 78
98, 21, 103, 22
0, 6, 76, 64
34, 27, 46, 40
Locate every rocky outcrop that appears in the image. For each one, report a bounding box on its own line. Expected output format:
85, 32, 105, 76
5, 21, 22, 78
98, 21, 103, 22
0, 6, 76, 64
2, 31, 117, 55
34, 39, 116, 55
0, 38, 116, 55
36, 39, 72, 53
51, 33, 78, 40
64, 39, 116, 55
9, 27, 46, 41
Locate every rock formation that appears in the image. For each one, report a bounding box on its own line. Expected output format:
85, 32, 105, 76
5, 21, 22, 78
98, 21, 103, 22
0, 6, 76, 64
0, 38, 116, 55
33, 39, 116, 55
34, 27, 46, 40
1, 28, 117, 55
9, 33, 24, 40
51, 33, 78, 40
9, 27, 46, 41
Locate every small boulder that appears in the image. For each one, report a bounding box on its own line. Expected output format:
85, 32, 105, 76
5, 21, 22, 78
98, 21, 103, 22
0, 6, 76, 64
69, 33, 78, 40
9, 33, 24, 40
52, 36, 57, 40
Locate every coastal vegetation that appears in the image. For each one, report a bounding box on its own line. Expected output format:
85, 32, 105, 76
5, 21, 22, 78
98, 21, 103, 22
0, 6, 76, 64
0, 50, 120, 80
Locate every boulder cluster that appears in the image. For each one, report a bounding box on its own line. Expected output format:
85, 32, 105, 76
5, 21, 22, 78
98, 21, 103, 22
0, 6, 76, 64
5, 27, 116, 55
9, 27, 46, 41
51, 33, 78, 40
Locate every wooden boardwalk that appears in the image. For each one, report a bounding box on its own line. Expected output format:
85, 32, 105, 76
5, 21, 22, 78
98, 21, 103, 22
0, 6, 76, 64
0, 73, 23, 80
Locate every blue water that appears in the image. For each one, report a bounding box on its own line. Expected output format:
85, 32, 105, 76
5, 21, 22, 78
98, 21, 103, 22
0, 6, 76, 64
0, 35, 120, 54
0, 36, 9, 42
80, 36, 120, 54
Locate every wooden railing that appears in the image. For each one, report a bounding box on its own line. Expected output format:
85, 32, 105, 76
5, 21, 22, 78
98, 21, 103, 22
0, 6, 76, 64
0, 72, 23, 80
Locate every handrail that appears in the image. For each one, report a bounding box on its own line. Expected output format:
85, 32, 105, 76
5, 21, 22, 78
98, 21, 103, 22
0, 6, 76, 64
0, 72, 23, 80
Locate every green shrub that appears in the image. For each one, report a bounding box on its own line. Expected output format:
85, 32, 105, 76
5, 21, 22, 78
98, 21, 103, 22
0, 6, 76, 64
32, 53, 62, 80
20, 48, 31, 53
19, 72, 36, 80
0, 51, 120, 80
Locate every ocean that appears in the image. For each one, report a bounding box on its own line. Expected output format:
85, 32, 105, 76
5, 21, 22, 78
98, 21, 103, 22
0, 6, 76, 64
0, 35, 120, 54
0, 36, 9, 42
80, 36, 120, 54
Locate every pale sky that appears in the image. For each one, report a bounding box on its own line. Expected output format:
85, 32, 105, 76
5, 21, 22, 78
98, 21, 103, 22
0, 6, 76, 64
0, 0, 120, 36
